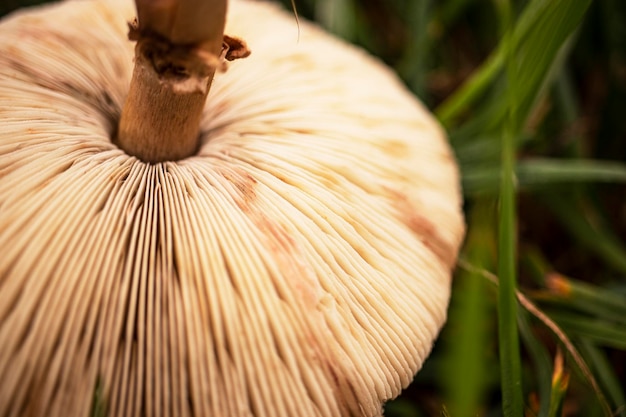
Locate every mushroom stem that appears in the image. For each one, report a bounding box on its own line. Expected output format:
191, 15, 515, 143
117, 0, 227, 163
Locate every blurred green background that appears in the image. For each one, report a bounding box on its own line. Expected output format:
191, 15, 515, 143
2, 0, 625, 416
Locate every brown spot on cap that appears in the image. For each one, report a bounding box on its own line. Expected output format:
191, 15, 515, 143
405, 212, 455, 267
387, 188, 456, 268
220, 168, 258, 211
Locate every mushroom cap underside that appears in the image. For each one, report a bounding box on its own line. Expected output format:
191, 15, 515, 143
0, 0, 465, 416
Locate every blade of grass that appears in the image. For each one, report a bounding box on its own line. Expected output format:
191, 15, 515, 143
518, 311, 553, 417
441, 202, 495, 417
544, 312, 626, 350
436, 50, 504, 128
543, 274, 626, 326
494, 0, 523, 415
436, 0, 592, 129
455, 132, 533, 166
518, 159, 626, 186
578, 340, 626, 417
547, 350, 570, 417
461, 158, 626, 195
458, 259, 613, 417
314, 0, 356, 40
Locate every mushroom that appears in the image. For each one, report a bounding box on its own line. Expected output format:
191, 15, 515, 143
0, 0, 465, 416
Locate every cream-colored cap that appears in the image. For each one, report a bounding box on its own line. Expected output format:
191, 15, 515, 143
0, 0, 465, 416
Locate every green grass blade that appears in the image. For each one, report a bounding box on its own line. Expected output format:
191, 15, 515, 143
436, 0, 592, 129
454, 132, 533, 166
518, 159, 626, 186
546, 351, 570, 417
495, 0, 523, 414
545, 312, 626, 349
578, 341, 626, 417
461, 158, 626, 195
436, 51, 504, 127
441, 202, 495, 417
313, 0, 356, 40
518, 312, 553, 417
458, 263, 614, 417
508, 0, 589, 128
543, 275, 626, 326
